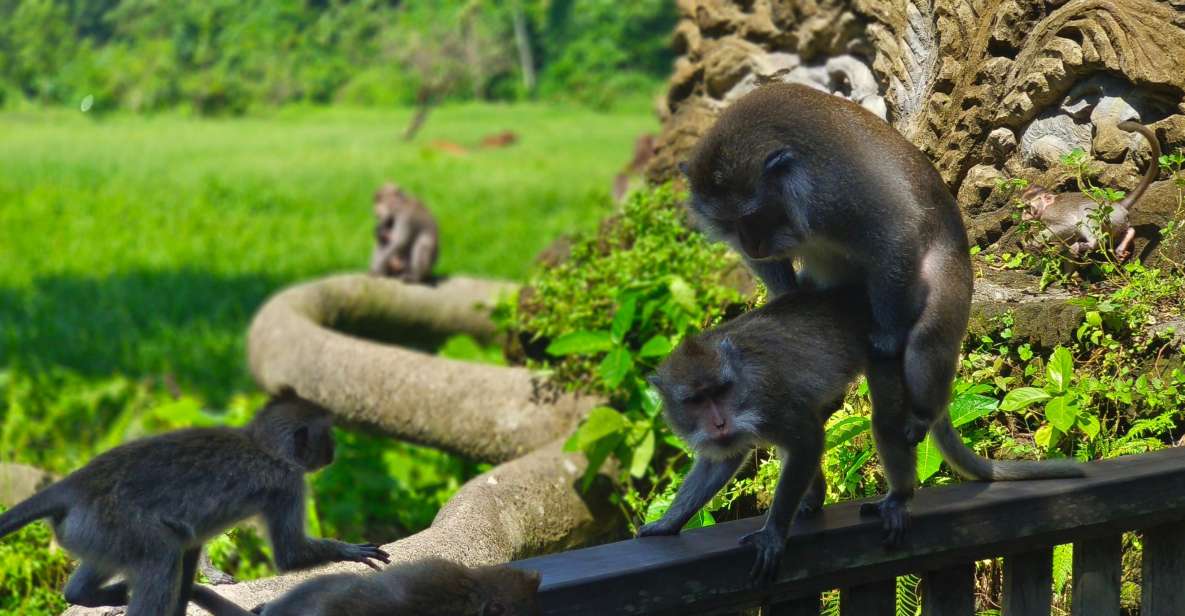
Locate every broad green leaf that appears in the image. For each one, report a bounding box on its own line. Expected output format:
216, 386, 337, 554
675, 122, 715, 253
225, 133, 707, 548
1034, 424, 1055, 449
843, 449, 875, 486
629, 429, 656, 478
546, 330, 613, 356
1047, 347, 1074, 394
1078, 414, 1101, 440
637, 335, 674, 358
950, 393, 998, 428
641, 386, 663, 417
916, 436, 943, 483
610, 295, 638, 344
1000, 387, 1052, 412
573, 406, 628, 449
1045, 396, 1078, 432
598, 347, 634, 389
684, 508, 716, 530
579, 434, 622, 491
668, 276, 697, 312
825, 416, 871, 450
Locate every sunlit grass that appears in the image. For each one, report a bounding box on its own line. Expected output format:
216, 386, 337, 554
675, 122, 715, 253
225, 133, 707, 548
0, 102, 656, 400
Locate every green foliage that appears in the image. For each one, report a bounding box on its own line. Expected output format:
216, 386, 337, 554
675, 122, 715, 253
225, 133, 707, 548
0, 104, 651, 398
507, 184, 745, 525
0, 506, 71, 615
0, 103, 649, 613
0, 0, 675, 113
1000, 346, 1101, 451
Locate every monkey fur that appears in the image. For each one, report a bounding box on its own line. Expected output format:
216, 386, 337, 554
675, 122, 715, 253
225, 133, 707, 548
0, 390, 389, 616
640, 288, 1083, 581
682, 83, 973, 449
190, 557, 542, 616
1022, 121, 1161, 262
370, 182, 439, 283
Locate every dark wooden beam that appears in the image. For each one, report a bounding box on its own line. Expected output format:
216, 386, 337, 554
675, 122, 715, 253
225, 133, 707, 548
510, 448, 1185, 615
1142, 521, 1185, 616
922, 563, 974, 616
1071, 534, 1121, 616
1002, 547, 1051, 616
840, 579, 894, 616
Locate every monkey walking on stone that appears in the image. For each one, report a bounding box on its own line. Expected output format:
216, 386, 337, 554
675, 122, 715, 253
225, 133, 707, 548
190, 557, 542, 616
681, 83, 973, 474
1021, 121, 1161, 262
0, 390, 389, 616
370, 182, 439, 283
639, 288, 1083, 581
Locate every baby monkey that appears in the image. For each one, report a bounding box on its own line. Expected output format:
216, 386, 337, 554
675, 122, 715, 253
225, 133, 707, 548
640, 288, 1082, 582
370, 182, 439, 283
1022, 121, 1161, 261
190, 557, 542, 616
0, 390, 389, 616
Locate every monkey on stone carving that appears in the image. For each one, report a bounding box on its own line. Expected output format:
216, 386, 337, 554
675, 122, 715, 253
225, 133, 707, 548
370, 182, 439, 283
0, 391, 389, 616
190, 558, 542, 616
640, 288, 1082, 580
682, 82, 972, 460
1021, 121, 1161, 262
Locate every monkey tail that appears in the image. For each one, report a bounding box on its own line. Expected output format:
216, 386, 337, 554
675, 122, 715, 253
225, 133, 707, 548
1116, 121, 1162, 210
930, 413, 1084, 481
0, 483, 66, 541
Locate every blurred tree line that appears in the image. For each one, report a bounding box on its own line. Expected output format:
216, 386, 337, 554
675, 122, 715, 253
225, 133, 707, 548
0, 0, 676, 114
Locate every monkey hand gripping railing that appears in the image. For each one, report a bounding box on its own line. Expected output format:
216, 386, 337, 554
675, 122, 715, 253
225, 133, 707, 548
65, 273, 613, 616
511, 446, 1185, 615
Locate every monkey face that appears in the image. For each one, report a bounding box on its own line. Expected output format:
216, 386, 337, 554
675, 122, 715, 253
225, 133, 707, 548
1020, 186, 1056, 221
690, 193, 797, 262
649, 337, 762, 459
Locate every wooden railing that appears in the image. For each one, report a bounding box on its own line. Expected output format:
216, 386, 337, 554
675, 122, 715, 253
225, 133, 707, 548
510, 447, 1185, 615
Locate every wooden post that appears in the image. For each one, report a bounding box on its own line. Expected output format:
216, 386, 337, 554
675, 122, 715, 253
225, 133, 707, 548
1072, 534, 1121, 615
1003, 547, 1052, 616
922, 563, 975, 616
766, 594, 819, 615
1142, 521, 1185, 616
840, 579, 895, 616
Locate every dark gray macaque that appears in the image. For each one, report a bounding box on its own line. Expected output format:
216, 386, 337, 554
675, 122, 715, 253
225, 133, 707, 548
682, 83, 973, 452
370, 182, 439, 283
639, 288, 1083, 581
0, 391, 389, 616
190, 557, 542, 616
1022, 121, 1161, 261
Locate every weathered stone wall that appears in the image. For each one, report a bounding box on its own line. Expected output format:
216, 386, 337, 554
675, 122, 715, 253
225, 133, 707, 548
650, 0, 1185, 260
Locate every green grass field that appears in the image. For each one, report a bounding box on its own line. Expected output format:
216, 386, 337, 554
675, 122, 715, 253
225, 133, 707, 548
0, 103, 656, 401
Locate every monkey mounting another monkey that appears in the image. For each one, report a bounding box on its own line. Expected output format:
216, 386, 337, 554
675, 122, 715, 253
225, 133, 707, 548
0, 390, 389, 616
682, 83, 973, 454
639, 288, 1083, 581
370, 182, 439, 283
191, 557, 542, 616
1021, 121, 1161, 262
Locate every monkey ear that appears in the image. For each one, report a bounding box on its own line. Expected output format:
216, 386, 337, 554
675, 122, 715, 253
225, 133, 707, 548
718, 337, 742, 365
762, 148, 795, 176
677, 161, 690, 177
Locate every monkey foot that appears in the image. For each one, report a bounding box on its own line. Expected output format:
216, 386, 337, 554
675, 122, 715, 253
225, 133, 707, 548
859, 496, 910, 547
796, 501, 823, 518
903, 416, 930, 446
636, 520, 681, 537
739, 525, 786, 585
